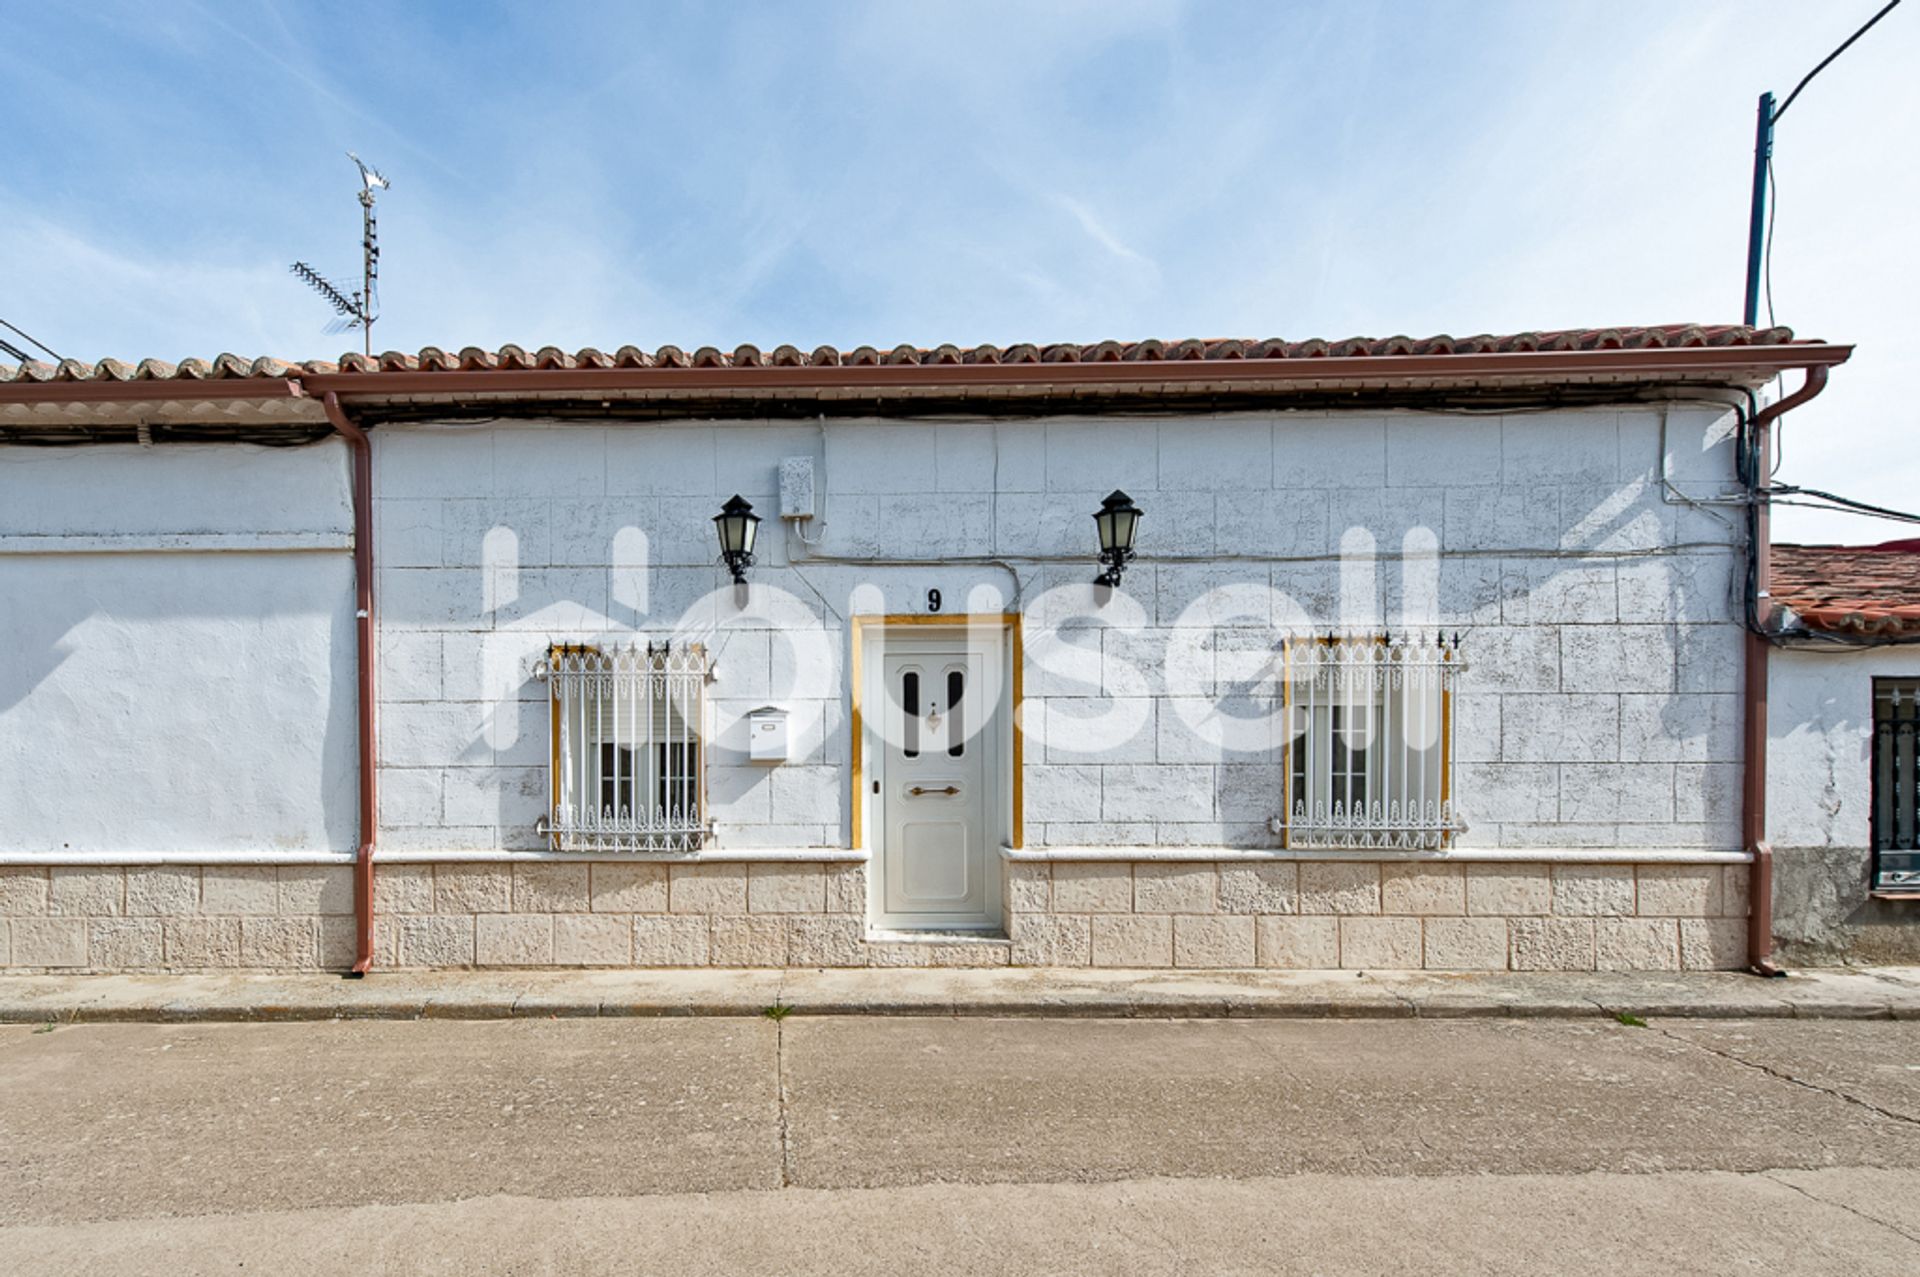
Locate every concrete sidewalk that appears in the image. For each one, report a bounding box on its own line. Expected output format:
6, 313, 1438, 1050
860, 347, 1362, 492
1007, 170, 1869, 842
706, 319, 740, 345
5, 965, 1920, 1023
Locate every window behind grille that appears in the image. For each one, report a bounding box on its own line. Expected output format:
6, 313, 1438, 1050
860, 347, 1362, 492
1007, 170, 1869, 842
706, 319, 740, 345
1283, 634, 1463, 851
541, 643, 708, 853
1873, 679, 1920, 890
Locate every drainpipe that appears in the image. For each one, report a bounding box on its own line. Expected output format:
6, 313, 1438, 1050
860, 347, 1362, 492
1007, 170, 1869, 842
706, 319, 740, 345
1741, 365, 1829, 976
320, 390, 378, 976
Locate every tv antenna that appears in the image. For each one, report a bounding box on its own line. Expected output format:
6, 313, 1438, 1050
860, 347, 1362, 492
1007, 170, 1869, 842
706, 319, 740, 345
291, 151, 390, 356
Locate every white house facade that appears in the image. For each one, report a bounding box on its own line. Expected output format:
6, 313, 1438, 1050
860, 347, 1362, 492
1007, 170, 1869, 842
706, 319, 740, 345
1765, 543, 1920, 964
0, 326, 1874, 973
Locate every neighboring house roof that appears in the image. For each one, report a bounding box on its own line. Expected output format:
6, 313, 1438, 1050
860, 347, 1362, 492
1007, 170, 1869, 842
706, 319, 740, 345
1772, 541, 1920, 636
0, 323, 1835, 384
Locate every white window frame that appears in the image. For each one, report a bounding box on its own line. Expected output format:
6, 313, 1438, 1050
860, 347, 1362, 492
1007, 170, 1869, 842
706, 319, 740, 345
1282, 633, 1464, 851
537, 641, 709, 852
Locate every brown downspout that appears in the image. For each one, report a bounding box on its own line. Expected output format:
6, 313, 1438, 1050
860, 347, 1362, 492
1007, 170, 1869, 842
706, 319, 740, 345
1743, 364, 1830, 976
320, 390, 378, 975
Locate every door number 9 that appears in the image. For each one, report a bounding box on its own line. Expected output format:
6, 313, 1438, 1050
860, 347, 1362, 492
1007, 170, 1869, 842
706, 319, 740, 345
927, 588, 942, 613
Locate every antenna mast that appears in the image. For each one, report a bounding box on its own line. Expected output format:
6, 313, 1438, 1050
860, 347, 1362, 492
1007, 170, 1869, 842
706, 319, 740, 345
291, 152, 390, 356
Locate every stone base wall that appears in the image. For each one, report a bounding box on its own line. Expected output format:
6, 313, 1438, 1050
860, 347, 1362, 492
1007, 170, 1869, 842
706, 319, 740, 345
1772, 844, 1920, 967
0, 862, 886, 973
0, 864, 361, 973
1, 858, 1750, 973
1003, 860, 1752, 971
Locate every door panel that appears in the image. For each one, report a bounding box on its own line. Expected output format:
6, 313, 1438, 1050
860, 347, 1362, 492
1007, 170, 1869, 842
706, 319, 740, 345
901, 818, 975, 901
875, 645, 996, 929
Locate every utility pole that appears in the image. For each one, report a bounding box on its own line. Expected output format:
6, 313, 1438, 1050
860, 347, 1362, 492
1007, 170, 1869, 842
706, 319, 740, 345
1740, 1, 1902, 326
1741, 92, 1774, 328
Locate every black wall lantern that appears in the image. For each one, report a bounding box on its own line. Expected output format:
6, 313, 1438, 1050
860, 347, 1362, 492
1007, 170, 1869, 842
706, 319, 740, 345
714, 494, 761, 583
1093, 489, 1142, 587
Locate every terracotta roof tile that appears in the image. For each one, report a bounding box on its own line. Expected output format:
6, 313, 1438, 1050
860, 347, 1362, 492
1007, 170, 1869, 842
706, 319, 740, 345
1773, 542, 1920, 636
0, 324, 1817, 384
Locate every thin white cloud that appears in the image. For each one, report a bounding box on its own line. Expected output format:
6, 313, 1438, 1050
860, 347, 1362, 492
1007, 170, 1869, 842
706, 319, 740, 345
1049, 194, 1159, 275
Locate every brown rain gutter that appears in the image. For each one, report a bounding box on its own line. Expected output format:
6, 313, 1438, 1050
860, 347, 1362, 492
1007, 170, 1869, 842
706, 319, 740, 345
291, 343, 1855, 400
0, 342, 1858, 412
1743, 364, 1833, 976
319, 390, 379, 976
0, 379, 308, 404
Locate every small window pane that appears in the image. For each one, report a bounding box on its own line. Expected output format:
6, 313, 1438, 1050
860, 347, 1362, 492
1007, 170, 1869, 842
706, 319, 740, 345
902, 670, 920, 759
655, 741, 697, 819
599, 743, 635, 815
947, 670, 965, 757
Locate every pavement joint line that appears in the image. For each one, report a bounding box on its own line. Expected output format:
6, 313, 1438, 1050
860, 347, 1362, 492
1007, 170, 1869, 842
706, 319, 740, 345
775, 1014, 794, 1189
1760, 1170, 1920, 1245
1656, 1026, 1920, 1129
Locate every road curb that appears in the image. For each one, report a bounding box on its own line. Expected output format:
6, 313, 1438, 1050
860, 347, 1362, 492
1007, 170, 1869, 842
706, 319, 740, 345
0, 999, 1909, 1024
5, 968, 1920, 1025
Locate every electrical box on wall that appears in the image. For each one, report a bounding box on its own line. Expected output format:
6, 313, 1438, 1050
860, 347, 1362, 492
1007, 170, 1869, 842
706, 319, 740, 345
748, 706, 789, 763
779, 457, 816, 521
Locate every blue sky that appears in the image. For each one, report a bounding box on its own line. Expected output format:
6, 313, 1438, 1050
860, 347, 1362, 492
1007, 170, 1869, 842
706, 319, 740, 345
3, 1, 1914, 542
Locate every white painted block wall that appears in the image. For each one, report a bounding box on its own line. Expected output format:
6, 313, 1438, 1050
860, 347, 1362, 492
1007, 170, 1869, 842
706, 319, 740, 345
370, 405, 1748, 857
1770, 646, 1920, 850
0, 442, 358, 854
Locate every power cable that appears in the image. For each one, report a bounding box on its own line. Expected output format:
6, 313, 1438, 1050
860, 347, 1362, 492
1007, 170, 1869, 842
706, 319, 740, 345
1771, 486, 1920, 526
1763, 157, 1777, 329
1773, 0, 1904, 123
0, 317, 62, 363
1759, 0, 1904, 327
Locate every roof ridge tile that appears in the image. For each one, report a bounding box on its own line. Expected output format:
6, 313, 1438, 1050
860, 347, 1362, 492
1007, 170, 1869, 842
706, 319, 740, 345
0, 324, 1823, 382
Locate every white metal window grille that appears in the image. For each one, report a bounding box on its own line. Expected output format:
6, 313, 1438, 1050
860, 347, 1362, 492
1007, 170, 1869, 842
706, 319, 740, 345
1873, 679, 1920, 889
1283, 633, 1464, 851
538, 643, 708, 852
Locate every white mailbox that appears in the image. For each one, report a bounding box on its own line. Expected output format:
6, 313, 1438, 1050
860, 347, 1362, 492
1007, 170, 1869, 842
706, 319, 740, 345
747, 706, 788, 763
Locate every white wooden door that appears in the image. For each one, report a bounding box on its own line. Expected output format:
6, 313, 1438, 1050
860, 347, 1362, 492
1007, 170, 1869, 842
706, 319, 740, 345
873, 644, 997, 930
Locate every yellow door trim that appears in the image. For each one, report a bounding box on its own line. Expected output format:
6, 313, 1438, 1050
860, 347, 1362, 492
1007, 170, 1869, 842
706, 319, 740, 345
850, 613, 1023, 851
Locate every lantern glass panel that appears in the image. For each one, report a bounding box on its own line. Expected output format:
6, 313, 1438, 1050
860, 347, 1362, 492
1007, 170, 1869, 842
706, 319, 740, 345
714, 496, 760, 556
1094, 491, 1141, 554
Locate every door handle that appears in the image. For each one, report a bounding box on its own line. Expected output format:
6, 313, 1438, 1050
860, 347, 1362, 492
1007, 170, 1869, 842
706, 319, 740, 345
909, 785, 959, 796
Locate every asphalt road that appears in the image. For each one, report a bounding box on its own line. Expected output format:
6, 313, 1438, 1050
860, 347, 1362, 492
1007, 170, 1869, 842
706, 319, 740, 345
2, 1016, 1918, 1273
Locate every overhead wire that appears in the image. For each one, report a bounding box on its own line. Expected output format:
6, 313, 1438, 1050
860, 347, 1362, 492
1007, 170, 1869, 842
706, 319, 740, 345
1773, 0, 1904, 122
1751, 1, 1909, 541
0, 317, 62, 363
1759, 0, 1905, 329
1771, 488, 1920, 526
